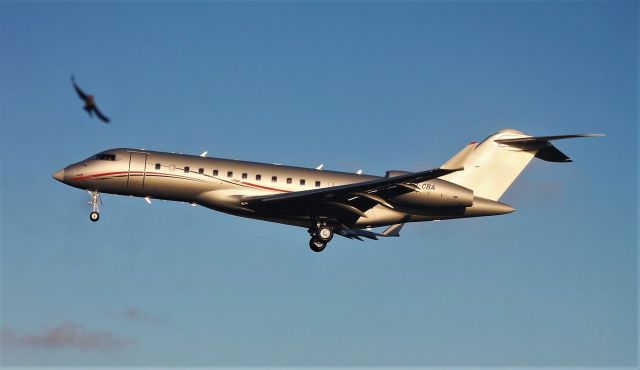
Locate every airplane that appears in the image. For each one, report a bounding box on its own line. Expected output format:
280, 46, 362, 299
52, 129, 602, 252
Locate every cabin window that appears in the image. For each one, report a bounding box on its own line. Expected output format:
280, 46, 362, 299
300, 179, 306, 186
213, 170, 218, 176
256, 174, 262, 181
227, 171, 233, 178
155, 163, 161, 170
286, 178, 292, 184
198, 168, 204, 174
271, 176, 277, 183
242, 173, 247, 180
184, 166, 190, 173
315, 180, 321, 187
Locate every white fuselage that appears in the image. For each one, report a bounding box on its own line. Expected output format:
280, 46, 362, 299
53, 129, 601, 251
54, 148, 512, 230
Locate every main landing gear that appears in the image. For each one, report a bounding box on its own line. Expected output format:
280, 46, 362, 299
308, 222, 334, 252
88, 190, 101, 222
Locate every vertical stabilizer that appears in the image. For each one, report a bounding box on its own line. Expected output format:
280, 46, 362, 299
440, 129, 538, 201
439, 130, 603, 201
441, 141, 478, 170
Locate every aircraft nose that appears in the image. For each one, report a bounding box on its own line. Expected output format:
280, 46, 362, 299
52, 168, 65, 182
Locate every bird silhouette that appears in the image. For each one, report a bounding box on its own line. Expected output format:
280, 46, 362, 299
71, 75, 110, 123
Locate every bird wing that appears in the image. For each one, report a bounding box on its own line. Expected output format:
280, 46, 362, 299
92, 106, 110, 123
71, 75, 89, 101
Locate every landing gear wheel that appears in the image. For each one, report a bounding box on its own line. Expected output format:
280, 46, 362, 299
309, 238, 326, 252
88, 190, 101, 222
317, 226, 333, 242
89, 211, 100, 222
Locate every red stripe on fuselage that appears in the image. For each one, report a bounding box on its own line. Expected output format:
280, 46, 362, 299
232, 180, 291, 193
70, 171, 132, 181
69, 171, 291, 193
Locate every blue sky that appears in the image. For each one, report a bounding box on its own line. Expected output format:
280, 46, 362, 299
0, 1, 637, 367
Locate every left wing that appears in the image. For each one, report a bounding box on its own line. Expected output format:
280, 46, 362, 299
337, 223, 406, 241
71, 75, 88, 101
242, 166, 461, 224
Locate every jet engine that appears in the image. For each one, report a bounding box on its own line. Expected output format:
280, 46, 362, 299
388, 179, 473, 215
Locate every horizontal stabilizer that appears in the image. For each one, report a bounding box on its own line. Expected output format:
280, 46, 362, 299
495, 133, 604, 162
535, 145, 571, 162
495, 134, 604, 150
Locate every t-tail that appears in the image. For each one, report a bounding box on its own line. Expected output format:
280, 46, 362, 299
440, 129, 604, 201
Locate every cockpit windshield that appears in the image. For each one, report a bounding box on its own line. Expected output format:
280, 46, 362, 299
90, 153, 116, 161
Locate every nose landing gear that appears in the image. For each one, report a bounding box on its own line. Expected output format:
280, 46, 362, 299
90, 211, 100, 222
308, 222, 334, 252
88, 190, 101, 222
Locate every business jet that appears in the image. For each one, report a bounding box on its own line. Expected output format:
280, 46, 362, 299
52, 129, 602, 252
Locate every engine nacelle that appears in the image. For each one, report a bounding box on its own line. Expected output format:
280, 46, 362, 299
388, 179, 473, 215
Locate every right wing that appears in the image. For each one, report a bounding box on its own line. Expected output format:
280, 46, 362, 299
242, 166, 462, 225
93, 106, 110, 123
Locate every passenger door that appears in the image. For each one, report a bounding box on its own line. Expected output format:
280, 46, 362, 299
128, 152, 147, 189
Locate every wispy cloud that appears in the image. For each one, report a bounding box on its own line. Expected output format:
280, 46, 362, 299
115, 306, 162, 323
1, 321, 126, 351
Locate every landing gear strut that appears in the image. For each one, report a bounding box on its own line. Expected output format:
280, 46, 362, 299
308, 221, 334, 252
88, 190, 101, 222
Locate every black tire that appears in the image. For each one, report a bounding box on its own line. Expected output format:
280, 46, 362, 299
89, 211, 100, 222
309, 238, 326, 252
317, 226, 333, 242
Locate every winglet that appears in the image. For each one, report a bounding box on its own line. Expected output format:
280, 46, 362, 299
441, 141, 478, 170
315, 164, 324, 170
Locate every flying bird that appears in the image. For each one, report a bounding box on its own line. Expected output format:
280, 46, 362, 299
71, 75, 110, 123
